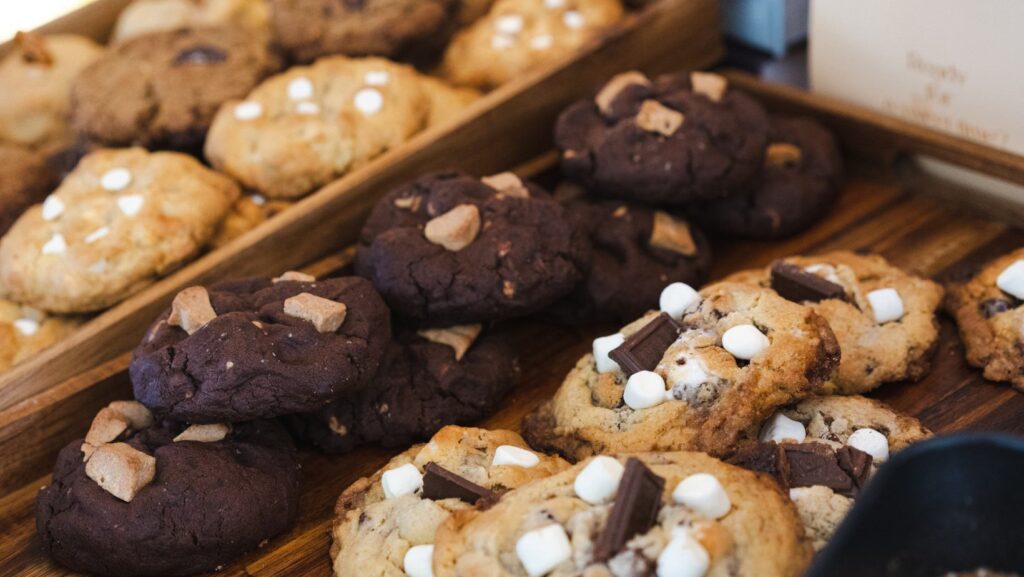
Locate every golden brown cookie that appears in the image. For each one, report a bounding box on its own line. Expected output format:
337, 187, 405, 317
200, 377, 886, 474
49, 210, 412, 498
0, 300, 81, 372
111, 0, 270, 43
421, 76, 483, 128
208, 194, 293, 248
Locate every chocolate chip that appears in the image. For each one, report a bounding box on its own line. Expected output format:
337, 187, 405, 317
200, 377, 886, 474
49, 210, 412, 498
784, 443, 854, 495
727, 442, 791, 490
421, 462, 497, 506
609, 313, 683, 376
173, 45, 228, 66
593, 458, 665, 562
980, 298, 1017, 318
836, 446, 873, 492
770, 262, 846, 303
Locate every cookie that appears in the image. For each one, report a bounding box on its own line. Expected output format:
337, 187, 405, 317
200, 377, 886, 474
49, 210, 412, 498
0, 143, 55, 237
522, 281, 841, 461
268, 0, 457, 63
691, 116, 844, 239
355, 170, 589, 325
36, 403, 299, 577
727, 251, 944, 394
556, 70, 770, 204
205, 56, 430, 199
131, 274, 390, 422
432, 452, 812, 577
331, 426, 569, 577
111, 0, 270, 43
730, 395, 930, 549
0, 300, 81, 372
288, 325, 519, 453
550, 198, 712, 323
421, 76, 483, 128
0, 148, 239, 313
209, 194, 293, 248
440, 0, 625, 90
70, 26, 279, 153
946, 247, 1024, 391
0, 33, 104, 149
456, 0, 498, 24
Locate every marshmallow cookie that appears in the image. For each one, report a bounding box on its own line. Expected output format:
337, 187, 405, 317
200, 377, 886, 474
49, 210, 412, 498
556, 70, 770, 205
0, 148, 239, 313
727, 251, 944, 394
946, 247, 1024, 392
523, 281, 841, 461
130, 273, 390, 422
70, 26, 279, 153
0, 300, 81, 372
0, 143, 56, 237
36, 402, 300, 577
111, 0, 270, 43
432, 452, 812, 577
331, 426, 569, 577
288, 325, 520, 453
355, 171, 589, 325
440, 0, 625, 90
730, 395, 930, 549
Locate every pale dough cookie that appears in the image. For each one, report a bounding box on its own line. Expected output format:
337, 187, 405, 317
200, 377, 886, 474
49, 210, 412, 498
111, 0, 270, 43
0, 148, 239, 313
433, 452, 812, 577
421, 76, 483, 128
727, 251, 944, 394
331, 426, 569, 577
0, 300, 81, 372
209, 194, 293, 248
205, 56, 430, 199
440, 0, 625, 90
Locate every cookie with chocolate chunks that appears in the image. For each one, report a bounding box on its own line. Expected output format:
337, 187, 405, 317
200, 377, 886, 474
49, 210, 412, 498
131, 275, 390, 422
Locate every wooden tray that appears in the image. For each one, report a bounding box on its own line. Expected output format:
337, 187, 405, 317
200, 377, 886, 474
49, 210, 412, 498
4, 77, 1024, 576
0, 0, 724, 411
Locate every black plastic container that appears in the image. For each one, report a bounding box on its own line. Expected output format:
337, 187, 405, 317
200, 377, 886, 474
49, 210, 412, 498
807, 433, 1024, 577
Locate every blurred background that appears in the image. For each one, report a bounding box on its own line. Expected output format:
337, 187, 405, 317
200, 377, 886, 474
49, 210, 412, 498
0, 1, 94, 41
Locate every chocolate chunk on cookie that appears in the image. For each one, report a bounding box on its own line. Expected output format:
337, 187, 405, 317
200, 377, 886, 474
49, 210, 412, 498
356, 171, 589, 325
556, 70, 770, 204
0, 143, 55, 237
131, 275, 390, 422
288, 326, 519, 453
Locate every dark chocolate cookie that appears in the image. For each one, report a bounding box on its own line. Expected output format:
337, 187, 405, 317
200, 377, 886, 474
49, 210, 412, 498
690, 116, 843, 239
355, 171, 590, 325
0, 143, 55, 237
130, 275, 391, 422
36, 419, 300, 577
555, 70, 769, 204
288, 325, 519, 453
70, 26, 279, 153
268, 0, 457, 63
549, 197, 712, 323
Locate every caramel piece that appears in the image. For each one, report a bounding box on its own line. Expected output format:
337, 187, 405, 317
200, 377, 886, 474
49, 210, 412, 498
765, 142, 803, 168
85, 443, 157, 502
649, 211, 697, 256
168, 286, 217, 335
283, 292, 347, 333
424, 204, 481, 252
690, 71, 728, 102
636, 100, 684, 137
417, 324, 483, 360
595, 71, 651, 116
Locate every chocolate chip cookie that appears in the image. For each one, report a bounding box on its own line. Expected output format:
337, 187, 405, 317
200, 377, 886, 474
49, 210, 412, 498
355, 171, 589, 325
432, 452, 812, 577
556, 70, 770, 204
523, 281, 841, 461
0, 143, 55, 237
111, 0, 270, 43
37, 404, 300, 577
946, 247, 1024, 392
0, 300, 81, 372
131, 274, 390, 422
691, 116, 844, 239
70, 26, 278, 153
331, 426, 569, 577
727, 251, 944, 394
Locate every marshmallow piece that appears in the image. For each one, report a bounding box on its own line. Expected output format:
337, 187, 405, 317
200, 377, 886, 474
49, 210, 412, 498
624, 370, 667, 410
84, 227, 109, 244
482, 172, 530, 198
592, 333, 625, 373
13, 318, 39, 336
765, 142, 803, 168
721, 324, 769, 361
288, 76, 313, 100
656, 529, 710, 577
273, 270, 316, 283
672, 473, 731, 519
847, 428, 889, 462
491, 34, 514, 50
664, 357, 708, 400
759, 413, 806, 444
637, 100, 685, 137
234, 100, 262, 120
595, 71, 651, 116
381, 463, 423, 499
544, 0, 566, 7
530, 34, 554, 50
417, 324, 482, 360
168, 286, 217, 335
516, 524, 572, 577
493, 445, 540, 468
42, 233, 66, 255
174, 423, 231, 443
354, 87, 384, 116
689, 71, 727, 102
650, 211, 697, 256
296, 101, 320, 115
424, 204, 481, 251
562, 10, 584, 29
660, 283, 700, 319
85, 442, 156, 502
100, 168, 132, 191
118, 194, 144, 216
403, 544, 435, 577
283, 292, 348, 333
867, 288, 904, 324
495, 14, 524, 34
41, 195, 64, 221
573, 456, 625, 505
365, 70, 390, 86
996, 260, 1024, 300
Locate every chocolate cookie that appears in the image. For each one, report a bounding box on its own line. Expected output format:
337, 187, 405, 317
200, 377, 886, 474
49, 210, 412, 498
556, 70, 769, 204
37, 404, 300, 577
691, 116, 844, 239
131, 274, 391, 422
0, 143, 55, 237
355, 171, 589, 325
289, 325, 519, 453
70, 26, 278, 153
